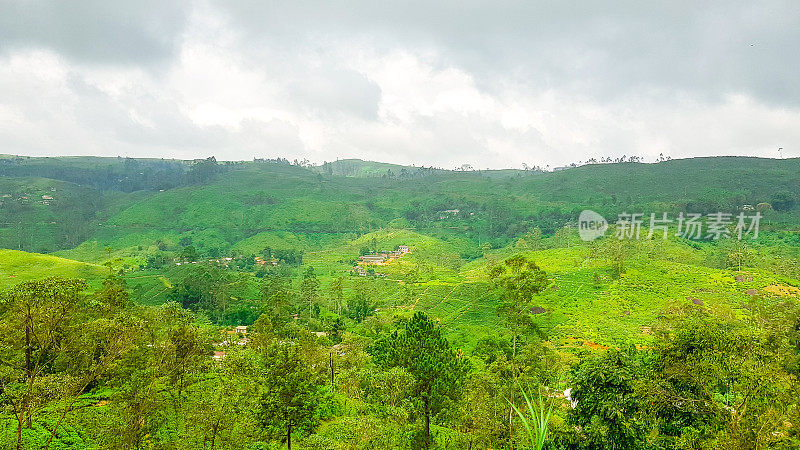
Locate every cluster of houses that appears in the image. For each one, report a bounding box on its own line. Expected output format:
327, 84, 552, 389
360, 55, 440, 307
0, 187, 56, 207
213, 325, 249, 361
439, 209, 460, 219
437, 209, 475, 220
358, 245, 410, 265
174, 255, 286, 268
176, 256, 277, 268
352, 245, 410, 277
176, 257, 235, 266
212, 326, 335, 361
254, 256, 279, 266
351, 266, 386, 277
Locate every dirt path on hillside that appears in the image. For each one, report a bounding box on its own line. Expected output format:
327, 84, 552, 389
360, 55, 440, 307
410, 285, 432, 310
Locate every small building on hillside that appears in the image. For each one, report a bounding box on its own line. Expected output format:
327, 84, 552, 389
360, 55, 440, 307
439, 209, 460, 219
235, 325, 248, 335
359, 254, 387, 264
359, 245, 410, 265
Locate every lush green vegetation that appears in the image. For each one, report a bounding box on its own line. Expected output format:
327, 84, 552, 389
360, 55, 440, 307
0, 250, 107, 290
1, 155, 799, 448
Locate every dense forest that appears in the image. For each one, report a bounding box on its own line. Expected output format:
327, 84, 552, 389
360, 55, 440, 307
1, 155, 800, 449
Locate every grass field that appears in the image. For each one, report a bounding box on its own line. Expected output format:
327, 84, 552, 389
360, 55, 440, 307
0, 249, 108, 290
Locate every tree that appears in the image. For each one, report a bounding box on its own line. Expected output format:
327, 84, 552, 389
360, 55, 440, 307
714, 238, 750, 271
345, 285, 375, 323
259, 342, 322, 450
603, 238, 628, 278
645, 308, 799, 447
168, 276, 206, 310
491, 256, 548, 368
167, 265, 232, 320
515, 228, 543, 251
180, 245, 199, 262
490, 255, 548, 445
98, 273, 130, 309
459, 369, 509, 448
771, 191, 796, 211
569, 347, 649, 449
328, 276, 345, 315
186, 348, 263, 450
187, 156, 221, 185
328, 317, 345, 344
106, 369, 167, 449
0, 277, 134, 450
301, 266, 320, 319
371, 312, 471, 448
363, 365, 416, 414
252, 272, 294, 345
0, 278, 86, 449
165, 321, 206, 402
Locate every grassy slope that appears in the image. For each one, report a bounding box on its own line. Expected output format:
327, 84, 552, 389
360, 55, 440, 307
0, 175, 152, 253
53, 163, 388, 262
427, 238, 800, 350
0, 249, 108, 290
290, 226, 799, 350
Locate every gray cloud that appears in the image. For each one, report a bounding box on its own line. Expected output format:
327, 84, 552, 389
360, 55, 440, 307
219, 0, 800, 105
0, 0, 798, 167
0, 0, 190, 64
285, 68, 382, 120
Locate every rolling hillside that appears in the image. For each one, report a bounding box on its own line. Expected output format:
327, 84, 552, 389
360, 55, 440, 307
1, 154, 799, 347
0, 249, 108, 289
0, 155, 797, 259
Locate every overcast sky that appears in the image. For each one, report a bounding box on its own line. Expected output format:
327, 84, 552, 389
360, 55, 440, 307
1, 1, 798, 168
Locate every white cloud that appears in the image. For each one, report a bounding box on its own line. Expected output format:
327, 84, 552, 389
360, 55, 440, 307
0, 0, 798, 168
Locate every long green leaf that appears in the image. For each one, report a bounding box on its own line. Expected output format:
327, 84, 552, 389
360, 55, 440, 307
508, 386, 553, 450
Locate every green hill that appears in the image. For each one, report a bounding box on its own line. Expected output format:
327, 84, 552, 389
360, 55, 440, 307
0, 249, 108, 290
317, 158, 422, 177
44, 157, 794, 263
523, 156, 800, 213
449, 238, 800, 347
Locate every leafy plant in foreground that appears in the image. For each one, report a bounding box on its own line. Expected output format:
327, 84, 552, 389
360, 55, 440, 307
510, 387, 552, 450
